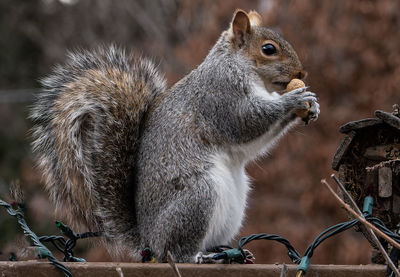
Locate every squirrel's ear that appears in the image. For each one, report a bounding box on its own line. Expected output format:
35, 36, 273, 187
230, 9, 251, 48
248, 10, 262, 27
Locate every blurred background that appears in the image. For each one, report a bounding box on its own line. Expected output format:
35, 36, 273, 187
1, 0, 399, 264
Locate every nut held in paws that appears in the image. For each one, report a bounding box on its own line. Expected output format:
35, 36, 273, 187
286, 78, 305, 91
286, 78, 310, 118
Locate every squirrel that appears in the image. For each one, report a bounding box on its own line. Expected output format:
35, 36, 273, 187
30, 9, 319, 262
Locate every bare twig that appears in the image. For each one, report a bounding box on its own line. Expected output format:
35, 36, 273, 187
322, 177, 400, 277
366, 158, 400, 172
330, 174, 400, 250
167, 250, 182, 277
115, 267, 124, 277
280, 263, 289, 277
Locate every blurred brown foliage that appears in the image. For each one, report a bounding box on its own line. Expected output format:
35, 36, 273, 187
0, 0, 399, 265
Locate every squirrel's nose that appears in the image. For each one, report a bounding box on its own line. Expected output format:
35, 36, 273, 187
297, 70, 307, 80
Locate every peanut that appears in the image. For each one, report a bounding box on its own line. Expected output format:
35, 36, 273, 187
286, 78, 310, 118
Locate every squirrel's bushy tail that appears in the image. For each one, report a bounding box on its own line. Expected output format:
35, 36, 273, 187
31, 45, 166, 250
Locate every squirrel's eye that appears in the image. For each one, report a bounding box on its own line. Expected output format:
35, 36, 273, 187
262, 43, 277, 55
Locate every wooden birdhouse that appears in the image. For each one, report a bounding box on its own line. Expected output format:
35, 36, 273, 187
332, 105, 400, 258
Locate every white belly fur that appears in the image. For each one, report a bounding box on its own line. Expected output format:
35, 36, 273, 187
201, 80, 297, 250
201, 119, 297, 250
201, 152, 250, 250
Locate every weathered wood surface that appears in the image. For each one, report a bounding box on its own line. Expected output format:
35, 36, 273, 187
0, 261, 388, 277
332, 131, 356, 170
339, 118, 383, 134
375, 110, 400, 130
378, 167, 392, 198
364, 144, 400, 161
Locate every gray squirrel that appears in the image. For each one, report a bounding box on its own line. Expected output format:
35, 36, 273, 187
30, 9, 319, 262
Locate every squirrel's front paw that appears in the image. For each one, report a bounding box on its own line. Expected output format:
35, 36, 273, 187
296, 97, 320, 124
306, 100, 320, 123
283, 87, 319, 123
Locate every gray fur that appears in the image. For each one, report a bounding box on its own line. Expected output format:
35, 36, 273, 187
31, 19, 319, 262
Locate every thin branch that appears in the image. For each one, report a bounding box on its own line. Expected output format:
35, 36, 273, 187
280, 263, 289, 277
116, 267, 124, 277
167, 250, 182, 277
322, 178, 400, 277
366, 158, 400, 172
330, 175, 400, 250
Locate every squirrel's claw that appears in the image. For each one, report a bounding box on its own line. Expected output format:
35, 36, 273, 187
302, 100, 320, 124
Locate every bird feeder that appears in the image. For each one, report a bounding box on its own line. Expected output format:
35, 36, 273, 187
332, 105, 400, 262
